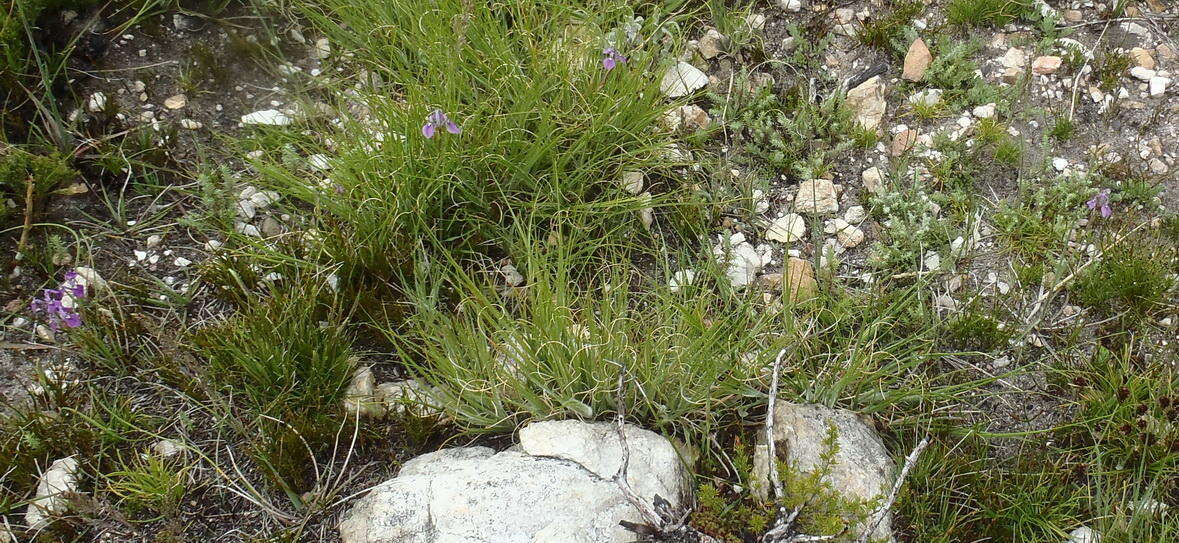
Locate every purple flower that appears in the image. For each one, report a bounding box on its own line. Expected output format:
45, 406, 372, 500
30, 270, 87, 331
602, 47, 626, 71
1087, 188, 1112, 218
422, 109, 461, 139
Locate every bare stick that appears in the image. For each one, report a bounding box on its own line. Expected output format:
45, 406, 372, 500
766, 348, 787, 500
610, 361, 661, 526
18, 175, 34, 254
854, 437, 929, 543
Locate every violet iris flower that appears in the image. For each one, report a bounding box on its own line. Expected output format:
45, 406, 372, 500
1086, 188, 1112, 218
30, 270, 87, 330
602, 47, 626, 71
422, 109, 461, 139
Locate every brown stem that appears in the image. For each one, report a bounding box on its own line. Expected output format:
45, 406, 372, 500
18, 175, 35, 254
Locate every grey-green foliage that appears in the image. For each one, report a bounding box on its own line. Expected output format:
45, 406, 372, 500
717, 73, 857, 179
867, 176, 951, 271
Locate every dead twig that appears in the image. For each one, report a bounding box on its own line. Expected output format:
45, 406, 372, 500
18, 175, 35, 254
853, 437, 929, 543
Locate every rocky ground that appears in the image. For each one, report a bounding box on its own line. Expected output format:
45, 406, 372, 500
1, 1, 1177, 542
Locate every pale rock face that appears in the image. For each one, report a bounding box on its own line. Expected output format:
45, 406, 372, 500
845, 76, 886, 131
766, 213, 807, 243
87, 92, 107, 112
696, 28, 728, 60
344, 366, 381, 418
830, 218, 865, 248
712, 233, 771, 288
1031, 56, 1062, 75
1129, 47, 1156, 70
619, 171, 644, 195
794, 179, 839, 214
909, 88, 942, 107
26, 457, 82, 531
901, 38, 932, 82
518, 420, 687, 505
861, 167, 884, 194
1000, 47, 1026, 69
1067, 526, 1100, 543
241, 109, 294, 126
375, 380, 443, 418
164, 94, 188, 109
660, 62, 709, 98
752, 404, 896, 542
668, 269, 697, 292
338, 421, 688, 543
777, 0, 802, 12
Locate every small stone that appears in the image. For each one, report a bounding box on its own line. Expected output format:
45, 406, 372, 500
1149, 76, 1170, 96
1067, 526, 1100, 543
794, 179, 839, 214
782, 257, 817, 301
499, 260, 524, 287
668, 269, 697, 292
678, 104, 711, 131
164, 94, 187, 109
861, 166, 884, 194
620, 171, 644, 194
830, 218, 865, 248
1120, 22, 1150, 37
752, 404, 893, 539
909, 88, 943, 107
713, 233, 770, 288
1062, 9, 1082, 22
1130, 66, 1156, 81
902, 38, 932, 82
832, 8, 857, 37
314, 37, 331, 59
234, 222, 261, 237
923, 251, 941, 272
376, 380, 441, 418
179, 118, 202, 129
174, 257, 192, 268
26, 457, 81, 531
344, 366, 382, 418
1149, 158, 1168, 174
260, 216, 283, 237
1157, 44, 1177, 62
308, 154, 331, 170
151, 439, 186, 458
697, 28, 728, 60
766, 213, 807, 243
660, 61, 709, 98
173, 13, 202, 32
890, 129, 918, 156
844, 205, 866, 224
1031, 56, 1062, 75
972, 103, 997, 119
777, 0, 802, 11
1053, 157, 1069, 171
241, 109, 293, 126
146, 234, 162, 247
845, 76, 886, 132
934, 294, 957, 312
1130, 47, 1157, 70
638, 192, 654, 230
1001, 48, 1027, 69
87, 92, 107, 112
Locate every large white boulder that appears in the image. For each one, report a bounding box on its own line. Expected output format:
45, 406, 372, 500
339, 421, 687, 543
752, 403, 896, 542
